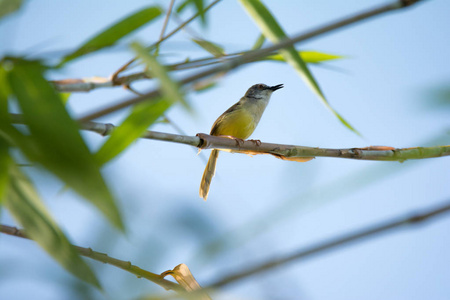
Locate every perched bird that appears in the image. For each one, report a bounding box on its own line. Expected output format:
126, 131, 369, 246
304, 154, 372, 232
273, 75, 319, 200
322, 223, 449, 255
199, 83, 284, 200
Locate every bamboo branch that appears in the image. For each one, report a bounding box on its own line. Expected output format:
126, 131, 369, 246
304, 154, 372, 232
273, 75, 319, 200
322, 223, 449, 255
9, 114, 449, 162
110, 0, 223, 81
206, 199, 450, 288
50, 49, 326, 93
78, 0, 426, 122
0, 224, 183, 293
154, 0, 175, 56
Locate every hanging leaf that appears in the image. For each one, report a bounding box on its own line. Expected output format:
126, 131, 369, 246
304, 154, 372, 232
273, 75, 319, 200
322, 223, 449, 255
192, 39, 225, 57
5, 58, 124, 230
132, 42, 188, 109
176, 0, 206, 25
239, 0, 360, 135
5, 165, 100, 288
252, 33, 265, 50
96, 98, 171, 165
60, 6, 162, 65
0, 0, 23, 20
0, 139, 11, 202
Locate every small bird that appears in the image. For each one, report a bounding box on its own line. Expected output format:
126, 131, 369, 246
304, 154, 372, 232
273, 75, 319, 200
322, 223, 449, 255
199, 83, 284, 200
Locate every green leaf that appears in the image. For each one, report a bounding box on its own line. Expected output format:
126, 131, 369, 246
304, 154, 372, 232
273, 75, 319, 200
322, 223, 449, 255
0, 63, 10, 119
0, 62, 39, 158
60, 6, 162, 65
96, 98, 171, 165
60, 92, 71, 105
252, 33, 265, 50
177, 0, 206, 25
0, 138, 11, 202
192, 39, 225, 57
5, 165, 100, 288
0, 0, 23, 20
239, 0, 359, 135
5, 58, 124, 230
265, 50, 344, 64
131, 42, 188, 109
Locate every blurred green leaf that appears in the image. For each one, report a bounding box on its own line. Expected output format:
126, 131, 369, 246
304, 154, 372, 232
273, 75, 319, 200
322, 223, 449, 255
5, 165, 100, 288
177, 0, 206, 25
96, 98, 171, 165
60, 92, 71, 105
266, 50, 344, 64
5, 58, 124, 230
0, 138, 11, 202
0, 64, 10, 118
0, 0, 23, 20
132, 42, 188, 109
192, 39, 225, 57
60, 6, 162, 65
239, 0, 359, 135
0, 64, 29, 153
252, 33, 265, 50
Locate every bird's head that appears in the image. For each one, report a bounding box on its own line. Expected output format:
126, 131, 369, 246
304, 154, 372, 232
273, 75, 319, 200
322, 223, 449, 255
245, 83, 284, 99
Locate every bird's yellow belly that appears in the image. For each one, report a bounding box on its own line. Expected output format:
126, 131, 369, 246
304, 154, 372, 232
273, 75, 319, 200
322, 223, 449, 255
212, 110, 256, 139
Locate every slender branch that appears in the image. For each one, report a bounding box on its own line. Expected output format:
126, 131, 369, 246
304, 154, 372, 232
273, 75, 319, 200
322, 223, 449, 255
50, 50, 267, 93
206, 199, 450, 288
79, 0, 425, 122
110, 0, 222, 81
0, 224, 183, 293
9, 114, 449, 161
154, 0, 175, 56
49, 49, 308, 93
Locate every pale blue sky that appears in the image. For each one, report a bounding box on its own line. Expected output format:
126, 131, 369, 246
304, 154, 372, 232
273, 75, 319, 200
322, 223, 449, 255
1, 1, 449, 299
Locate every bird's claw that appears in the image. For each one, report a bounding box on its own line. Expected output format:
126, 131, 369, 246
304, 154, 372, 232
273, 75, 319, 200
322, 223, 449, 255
248, 139, 261, 146
220, 135, 244, 148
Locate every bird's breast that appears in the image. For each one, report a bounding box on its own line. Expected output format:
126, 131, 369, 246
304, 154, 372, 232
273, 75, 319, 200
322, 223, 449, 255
212, 108, 256, 139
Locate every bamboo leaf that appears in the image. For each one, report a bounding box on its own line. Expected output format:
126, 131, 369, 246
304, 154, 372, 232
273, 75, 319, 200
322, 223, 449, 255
5, 58, 124, 230
265, 51, 344, 64
131, 42, 188, 108
177, 0, 206, 25
239, 0, 359, 135
5, 165, 100, 288
192, 39, 225, 57
0, 139, 11, 202
60, 6, 162, 65
252, 33, 265, 50
0, 0, 23, 20
60, 92, 71, 105
96, 98, 171, 165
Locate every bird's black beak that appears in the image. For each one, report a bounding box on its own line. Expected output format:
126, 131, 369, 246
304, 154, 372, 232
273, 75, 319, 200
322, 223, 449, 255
269, 84, 284, 91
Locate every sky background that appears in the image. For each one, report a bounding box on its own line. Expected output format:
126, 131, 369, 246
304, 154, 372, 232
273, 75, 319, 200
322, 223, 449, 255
1, 0, 449, 299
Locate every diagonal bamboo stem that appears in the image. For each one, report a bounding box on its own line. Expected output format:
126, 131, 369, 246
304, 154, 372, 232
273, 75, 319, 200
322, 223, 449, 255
79, 0, 426, 122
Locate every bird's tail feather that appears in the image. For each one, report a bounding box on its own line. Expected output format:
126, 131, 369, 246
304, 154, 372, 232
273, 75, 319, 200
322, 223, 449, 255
199, 150, 219, 201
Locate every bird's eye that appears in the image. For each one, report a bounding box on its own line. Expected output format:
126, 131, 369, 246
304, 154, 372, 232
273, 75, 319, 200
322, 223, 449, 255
258, 84, 264, 89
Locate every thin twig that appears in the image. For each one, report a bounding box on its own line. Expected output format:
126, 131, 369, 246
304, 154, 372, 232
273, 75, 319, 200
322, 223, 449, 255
155, 0, 176, 56
110, 0, 222, 81
51, 49, 340, 93
206, 199, 450, 288
80, 0, 425, 122
9, 114, 450, 162
0, 224, 183, 293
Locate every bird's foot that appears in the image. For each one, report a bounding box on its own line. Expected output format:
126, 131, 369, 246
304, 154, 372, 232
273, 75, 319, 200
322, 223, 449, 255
220, 135, 245, 148
248, 139, 261, 146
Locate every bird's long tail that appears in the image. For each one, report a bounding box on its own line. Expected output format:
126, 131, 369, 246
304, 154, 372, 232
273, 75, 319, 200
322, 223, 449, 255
199, 149, 219, 201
